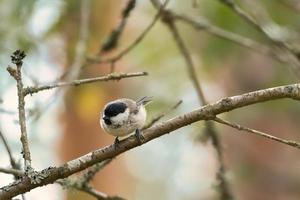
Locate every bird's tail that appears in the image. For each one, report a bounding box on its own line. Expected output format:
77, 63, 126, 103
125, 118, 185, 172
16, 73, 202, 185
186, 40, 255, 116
136, 96, 153, 106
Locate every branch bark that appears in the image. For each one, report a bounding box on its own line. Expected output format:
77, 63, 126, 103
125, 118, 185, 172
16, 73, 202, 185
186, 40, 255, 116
24, 72, 148, 96
1, 83, 300, 199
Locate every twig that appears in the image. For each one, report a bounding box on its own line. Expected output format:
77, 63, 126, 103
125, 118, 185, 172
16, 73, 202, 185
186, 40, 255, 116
0, 167, 23, 177
57, 175, 125, 200
8, 50, 32, 169
161, 10, 233, 199
218, 0, 300, 61
214, 117, 300, 149
101, 0, 136, 52
24, 72, 148, 96
172, 14, 271, 56
81, 159, 113, 184
86, 0, 169, 66
2, 83, 300, 199
64, 0, 91, 81
0, 131, 18, 170
142, 100, 182, 130
171, 13, 300, 78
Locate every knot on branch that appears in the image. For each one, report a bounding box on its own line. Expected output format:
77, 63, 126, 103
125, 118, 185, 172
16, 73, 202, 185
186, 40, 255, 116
6, 66, 17, 78
161, 9, 173, 24
11, 50, 26, 66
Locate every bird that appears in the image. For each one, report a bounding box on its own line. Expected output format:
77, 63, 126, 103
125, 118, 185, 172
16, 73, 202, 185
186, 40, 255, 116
100, 96, 152, 145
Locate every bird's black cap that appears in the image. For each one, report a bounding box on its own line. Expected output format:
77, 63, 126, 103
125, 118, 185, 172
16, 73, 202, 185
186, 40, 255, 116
104, 102, 127, 117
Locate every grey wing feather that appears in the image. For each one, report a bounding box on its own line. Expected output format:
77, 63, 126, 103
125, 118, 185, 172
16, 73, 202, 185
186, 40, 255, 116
136, 96, 153, 106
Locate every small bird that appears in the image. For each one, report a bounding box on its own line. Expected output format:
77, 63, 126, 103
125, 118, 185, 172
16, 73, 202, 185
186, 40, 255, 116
100, 96, 152, 145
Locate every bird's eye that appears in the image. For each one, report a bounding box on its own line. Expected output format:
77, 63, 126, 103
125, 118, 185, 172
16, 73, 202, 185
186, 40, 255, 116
103, 116, 112, 125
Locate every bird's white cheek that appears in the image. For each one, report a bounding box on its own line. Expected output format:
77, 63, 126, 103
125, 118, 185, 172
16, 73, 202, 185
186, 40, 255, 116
110, 109, 130, 125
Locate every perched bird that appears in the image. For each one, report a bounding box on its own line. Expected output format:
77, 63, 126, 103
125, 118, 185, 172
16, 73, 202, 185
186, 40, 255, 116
100, 96, 152, 145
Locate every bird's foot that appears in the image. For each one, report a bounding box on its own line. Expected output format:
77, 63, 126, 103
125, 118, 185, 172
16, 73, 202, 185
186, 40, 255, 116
135, 129, 145, 144
114, 137, 120, 149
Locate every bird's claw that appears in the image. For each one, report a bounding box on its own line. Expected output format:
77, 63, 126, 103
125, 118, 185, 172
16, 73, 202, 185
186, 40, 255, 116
135, 129, 145, 144
114, 137, 120, 149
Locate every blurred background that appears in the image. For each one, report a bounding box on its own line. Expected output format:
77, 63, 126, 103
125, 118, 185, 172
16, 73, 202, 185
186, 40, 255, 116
1, 0, 300, 200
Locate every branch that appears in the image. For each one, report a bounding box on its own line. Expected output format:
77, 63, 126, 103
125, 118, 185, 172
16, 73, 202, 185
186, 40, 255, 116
218, 0, 300, 62
0, 130, 19, 170
142, 100, 182, 130
160, 9, 233, 199
57, 176, 125, 200
0, 167, 23, 177
8, 50, 32, 169
214, 117, 300, 149
80, 159, 113, 184
86, 0, 169, 69
171, 13, 300, 77
24, 72, 148, 96
1, 83, 300, 199
100, 0, 136, 52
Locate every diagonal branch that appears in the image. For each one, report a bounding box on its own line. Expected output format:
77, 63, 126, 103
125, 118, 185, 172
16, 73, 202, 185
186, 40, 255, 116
80, 159, 113, 184
86, 0, 169, 68
218, 0, 300, 64
170, 12, 300, 78
0, 130, 18, 170
100, 0, 136, 52
142, 100, 182, 130
1, 83, 300, 199
214, 117, 300, 148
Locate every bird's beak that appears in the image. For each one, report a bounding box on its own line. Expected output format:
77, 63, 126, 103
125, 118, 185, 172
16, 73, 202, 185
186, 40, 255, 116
103, 116, 109, 120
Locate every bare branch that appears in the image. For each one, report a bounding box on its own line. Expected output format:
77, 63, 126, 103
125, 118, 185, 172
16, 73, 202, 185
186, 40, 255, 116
170, 13, 300, 77
24, 72, 148, 96
0, 167, 23, 177
142, 100, 182, 130
0, 130, 18, 170
57, 175, 125, 200
86, 0, 169, 68
214, 117, 300, 149
218, 0, 300, 61
1, 83, 300, 199
8, 50, 32, 169
101, 0, 136, 52
81, 159, 113, 184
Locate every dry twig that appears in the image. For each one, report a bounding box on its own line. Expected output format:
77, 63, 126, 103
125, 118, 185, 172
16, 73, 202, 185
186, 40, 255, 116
214, 117, 300, 149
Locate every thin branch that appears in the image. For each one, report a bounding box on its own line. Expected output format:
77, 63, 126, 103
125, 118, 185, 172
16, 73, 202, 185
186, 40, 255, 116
86, 0, 169, 67
171, 13, 300, 78
81, 159, 113, 184
100, 0, 136, 52
57, 176, 125, 200
1, 83, 300, 199
8, 50, 32, 169
0, 167, 23, 177
218, 0, 300, 60
0, 131, 18, 169
173, 14, 271, 56
24, 72, 148, 96
160, 9, 233, 199
142, 100, 182, 130
214, 117, 300, 149
64, 0, 91, 81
